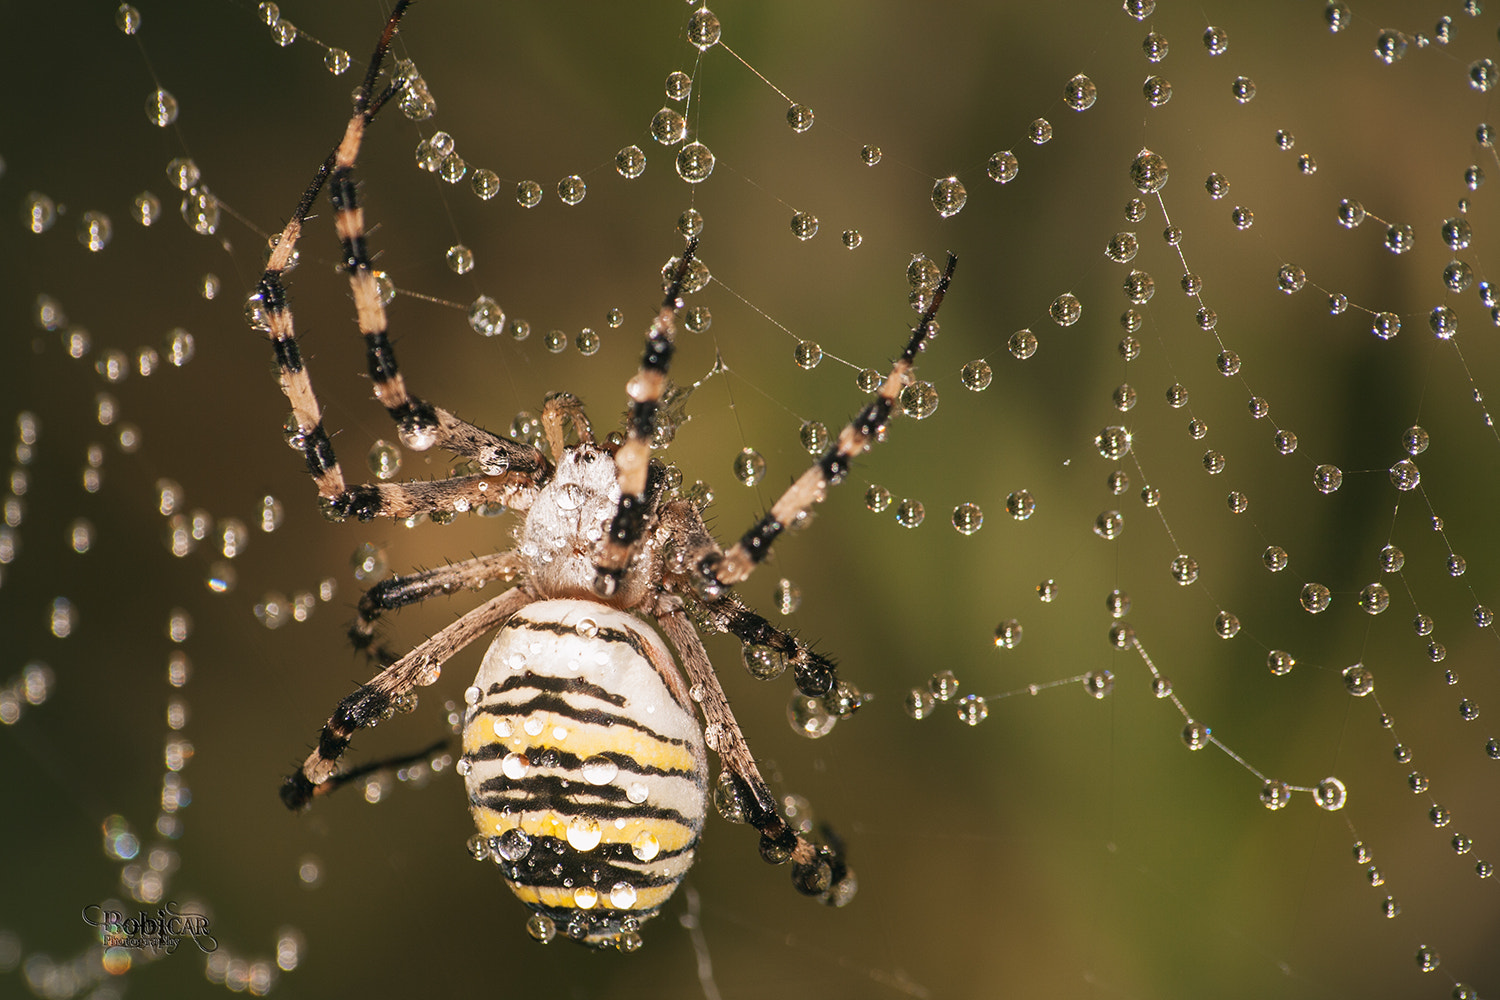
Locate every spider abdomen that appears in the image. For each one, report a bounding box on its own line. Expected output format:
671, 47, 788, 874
461, 599, 708, 948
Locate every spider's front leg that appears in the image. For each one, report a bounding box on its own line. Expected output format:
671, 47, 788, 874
654, 606, 856, 906
704, 253, 958, 588
282, 586, 535, 809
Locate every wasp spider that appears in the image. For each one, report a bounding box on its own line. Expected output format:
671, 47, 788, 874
258, 1, 957, 950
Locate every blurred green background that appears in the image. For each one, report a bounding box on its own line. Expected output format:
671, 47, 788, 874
1, 1, 1497, 997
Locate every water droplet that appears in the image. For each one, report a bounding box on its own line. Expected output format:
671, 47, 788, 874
790, 211, 819, 240
904, 688, 936, 720
786, 103, 815, 132
993, 619, 1023, 649
1470, 59, 1497, 92
1214, 611, 1240, 638
1143, 31, 1168, 61
1008, 329, 1038, 359
1084, 671, 1115, 698
929, 670, 960, 701
788, 691, 836, 738
516, 180, 543, 208
1230, 206, 1254, 230
864, 484, 892, 513
78, 212, 113, 252
1301, 582, 1332, 614
1359, 584, 1391, 615
1313, 464, 1343, 493
116, 4, 141, 33
1371, 311, 1400, 339
1106, 232, 1139, 262
556, 175, 586, 205
899, 381, 939, 419
525, 914, 555, 943
445, 245, 474, 275
956, 694, 989, 726
675, 141, 714, 182
732, 448, 765, 486
931, 177, 967, 217
1143, 75, 1172, 106
468, 296, 505, 336
1231, 76, 1256, 102
961, 360, 992, 391
1170, 554, 1199, 585
1130, 150, 1169, 192
1050, 293, 1082, 326
631, 831, 660, 862
1259, 780, 1292, 810
1006, 490, 1036, 520
1095, 426, 1132, 460
1389, 459, 1420, 491
861, 144, 883, 166
987, 151, 1018, 183
325, 47, 351, 75
951, 503, 983, 535
145, 88, 178, 128
841, 229, 862, 249
688, 8, 721, 49
1203, 25, 1229, 54
1124, 270, 1155, 303
1094, 510, 1124, 539
581, 755, 618, 786
1028, 118, 1053, 144
895, 499, 925, 528
1384, 223, 1414, 254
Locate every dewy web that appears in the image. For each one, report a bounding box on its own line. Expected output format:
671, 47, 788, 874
0, 1, 1498, 998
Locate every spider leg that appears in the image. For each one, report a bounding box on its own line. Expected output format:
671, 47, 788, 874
255, 0, 550, 519
282, 585, 536, 810
351, 551, 527, 663
591, 240, 699, 596
540, 391, 594, 460
308, 738, 450, 801
653, 497, 853, 709
655, 605, 855, 906
705, 253, 958, 588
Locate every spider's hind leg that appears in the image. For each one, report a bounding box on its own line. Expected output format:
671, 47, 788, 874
654, 606, 857, 907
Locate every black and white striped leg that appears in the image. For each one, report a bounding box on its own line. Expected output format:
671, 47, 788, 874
698, 592, 856, 712
255, 0, 549, 518
351, 551, 527, 663
282, 585, 536, 810
592, 240, 699, 597
705, 253, 958, 588
655, 605, 856, 906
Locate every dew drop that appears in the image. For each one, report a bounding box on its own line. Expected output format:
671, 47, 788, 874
1313, 464, 1343, 493
951, 503, 983, 535
932, 177, 967, 218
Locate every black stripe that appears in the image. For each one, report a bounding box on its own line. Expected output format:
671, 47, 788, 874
271, 335, 303, 374
486, 672, 628, 708
626, 402, 658, 443
476, 691, 695, 747
365, 329, 398, 382
257, 273, 286, 313
303, 425, 338, 476
474, 781, 702, 827
737, 513, 783, 564
330, 484, 384, 521
505, 614, 659, 669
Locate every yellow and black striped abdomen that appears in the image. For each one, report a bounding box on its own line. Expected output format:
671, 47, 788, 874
461, 599, 708, 948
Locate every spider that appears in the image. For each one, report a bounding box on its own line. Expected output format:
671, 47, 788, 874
256, 1, 956, 950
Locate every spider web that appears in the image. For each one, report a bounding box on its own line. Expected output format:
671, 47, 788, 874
0, 2, 1497, 998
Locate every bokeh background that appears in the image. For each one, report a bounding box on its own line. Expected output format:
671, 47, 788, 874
1, 1, 1497, 997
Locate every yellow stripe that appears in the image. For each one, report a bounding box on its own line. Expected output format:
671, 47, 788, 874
471, 806, 700, 854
